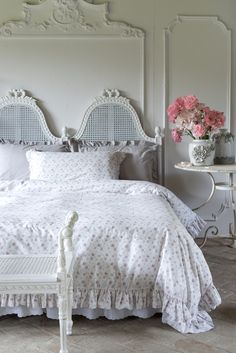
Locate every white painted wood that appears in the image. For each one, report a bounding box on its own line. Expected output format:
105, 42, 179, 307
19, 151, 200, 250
0, 89, 61, 143
71, 89, 164, 184
0, 211, 78, 353
73, 89, 156, 143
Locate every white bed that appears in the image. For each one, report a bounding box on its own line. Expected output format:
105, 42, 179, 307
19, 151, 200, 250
0, 89, 221, 334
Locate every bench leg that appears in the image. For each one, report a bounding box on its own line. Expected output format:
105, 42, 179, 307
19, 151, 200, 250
58, 295, 68, 353
66, 276, 73, 335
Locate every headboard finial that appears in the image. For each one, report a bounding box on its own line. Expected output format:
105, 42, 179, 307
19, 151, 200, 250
0, 89, 35, 105
9, 89, 26, 99
103, 89, 120, 98
95, 88, 130, 106
155, 126, 164, 145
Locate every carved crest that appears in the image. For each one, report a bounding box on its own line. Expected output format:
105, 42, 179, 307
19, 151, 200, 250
0, 0, 144, 38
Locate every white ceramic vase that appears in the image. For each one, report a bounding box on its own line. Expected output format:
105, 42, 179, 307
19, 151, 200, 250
189, 139, 215, 166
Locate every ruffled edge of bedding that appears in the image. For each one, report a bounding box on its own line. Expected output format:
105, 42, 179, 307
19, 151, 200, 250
0, 283, 221, 334
185, 214, 206, 238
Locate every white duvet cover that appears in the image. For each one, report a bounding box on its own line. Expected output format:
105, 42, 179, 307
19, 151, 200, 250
0, 180, 221, 333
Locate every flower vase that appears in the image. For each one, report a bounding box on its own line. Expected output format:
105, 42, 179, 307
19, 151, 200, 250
189, 139, 215, 166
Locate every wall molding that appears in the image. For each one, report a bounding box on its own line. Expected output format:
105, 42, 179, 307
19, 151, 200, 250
163, 15, 232, 185
163, 15, 232, 131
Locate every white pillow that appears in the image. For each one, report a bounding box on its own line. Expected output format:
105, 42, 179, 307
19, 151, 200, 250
26, 150, 125, 182
0, 143, 68, 181
70, 140, 159, 183
0, 144, 30, 180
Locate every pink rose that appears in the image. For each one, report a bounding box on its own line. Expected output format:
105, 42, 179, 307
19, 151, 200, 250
204, 111, 214, 127
168, 94, 225, 142
171, 128, 182, 143
167, 97, 184, 122
175, 97, 185, 110
204, 110, 224, 129
167, 102, 179, 122
192, 124, 206, 138
183, 95, 199, 110
214, 112, 225, 128
177, 110, 196, 128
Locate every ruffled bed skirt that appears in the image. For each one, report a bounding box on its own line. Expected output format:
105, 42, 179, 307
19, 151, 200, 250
0, 283, 221, 334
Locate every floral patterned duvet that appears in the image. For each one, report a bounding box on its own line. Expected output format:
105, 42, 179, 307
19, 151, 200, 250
0, 179, 221, 333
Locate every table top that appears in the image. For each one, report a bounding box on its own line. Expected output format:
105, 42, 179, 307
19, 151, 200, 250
175, 162, 236, 173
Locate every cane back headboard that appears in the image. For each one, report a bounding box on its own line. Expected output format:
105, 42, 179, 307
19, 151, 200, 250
69, 89, 164, 184
0, 89, 60, 144
72, 89, 162, 144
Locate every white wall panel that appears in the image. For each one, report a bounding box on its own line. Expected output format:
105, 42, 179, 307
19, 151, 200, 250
0, 37, 143, 136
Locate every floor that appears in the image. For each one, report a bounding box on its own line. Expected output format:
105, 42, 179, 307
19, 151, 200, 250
0, 238, 235, 353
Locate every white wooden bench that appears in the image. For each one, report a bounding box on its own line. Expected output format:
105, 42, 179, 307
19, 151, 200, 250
0, 211, 78, 353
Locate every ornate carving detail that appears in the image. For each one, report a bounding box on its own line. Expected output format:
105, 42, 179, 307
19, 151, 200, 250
0, 6, 30, 36
102, 89, 120, 98
50, 0, 95, 32
95, 89, 130, 106
0, 0, 144, 37
192, 143, 215, 163
103, 3, 144, 38
0, 89, 35, 105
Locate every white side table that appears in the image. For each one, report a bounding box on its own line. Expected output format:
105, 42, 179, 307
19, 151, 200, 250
175, 162, 236, 248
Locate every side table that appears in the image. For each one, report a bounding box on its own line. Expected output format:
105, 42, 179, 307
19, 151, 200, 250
175, 162, 236, 248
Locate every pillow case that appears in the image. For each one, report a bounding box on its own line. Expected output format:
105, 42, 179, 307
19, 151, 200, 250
0, 144, 30, 180
0, 141, 68, 181
26, 150, 125, 182
69, 140, 159, 183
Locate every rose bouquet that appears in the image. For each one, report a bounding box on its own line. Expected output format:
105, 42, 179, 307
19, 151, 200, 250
167, 95, 225, 143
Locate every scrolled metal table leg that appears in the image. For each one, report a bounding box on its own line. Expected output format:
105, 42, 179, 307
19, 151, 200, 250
228, 173, 236, 248
192, 172, 216, 248
199, 225, 219, 249
192, 172, 215, 211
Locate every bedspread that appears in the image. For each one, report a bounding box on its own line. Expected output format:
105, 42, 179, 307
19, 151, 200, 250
0, 180, 221, 333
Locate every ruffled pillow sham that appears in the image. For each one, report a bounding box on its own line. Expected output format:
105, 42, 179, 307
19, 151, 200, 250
69, 140, 159, 183
26, 150, 126, 182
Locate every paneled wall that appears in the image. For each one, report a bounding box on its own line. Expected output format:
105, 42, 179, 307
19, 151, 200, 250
0, 0, 236, 227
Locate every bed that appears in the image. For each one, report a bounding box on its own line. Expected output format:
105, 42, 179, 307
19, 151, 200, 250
0, 88, 221, 334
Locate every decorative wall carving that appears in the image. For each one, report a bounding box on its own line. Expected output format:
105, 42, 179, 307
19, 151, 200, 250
0, 0, 144, 38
